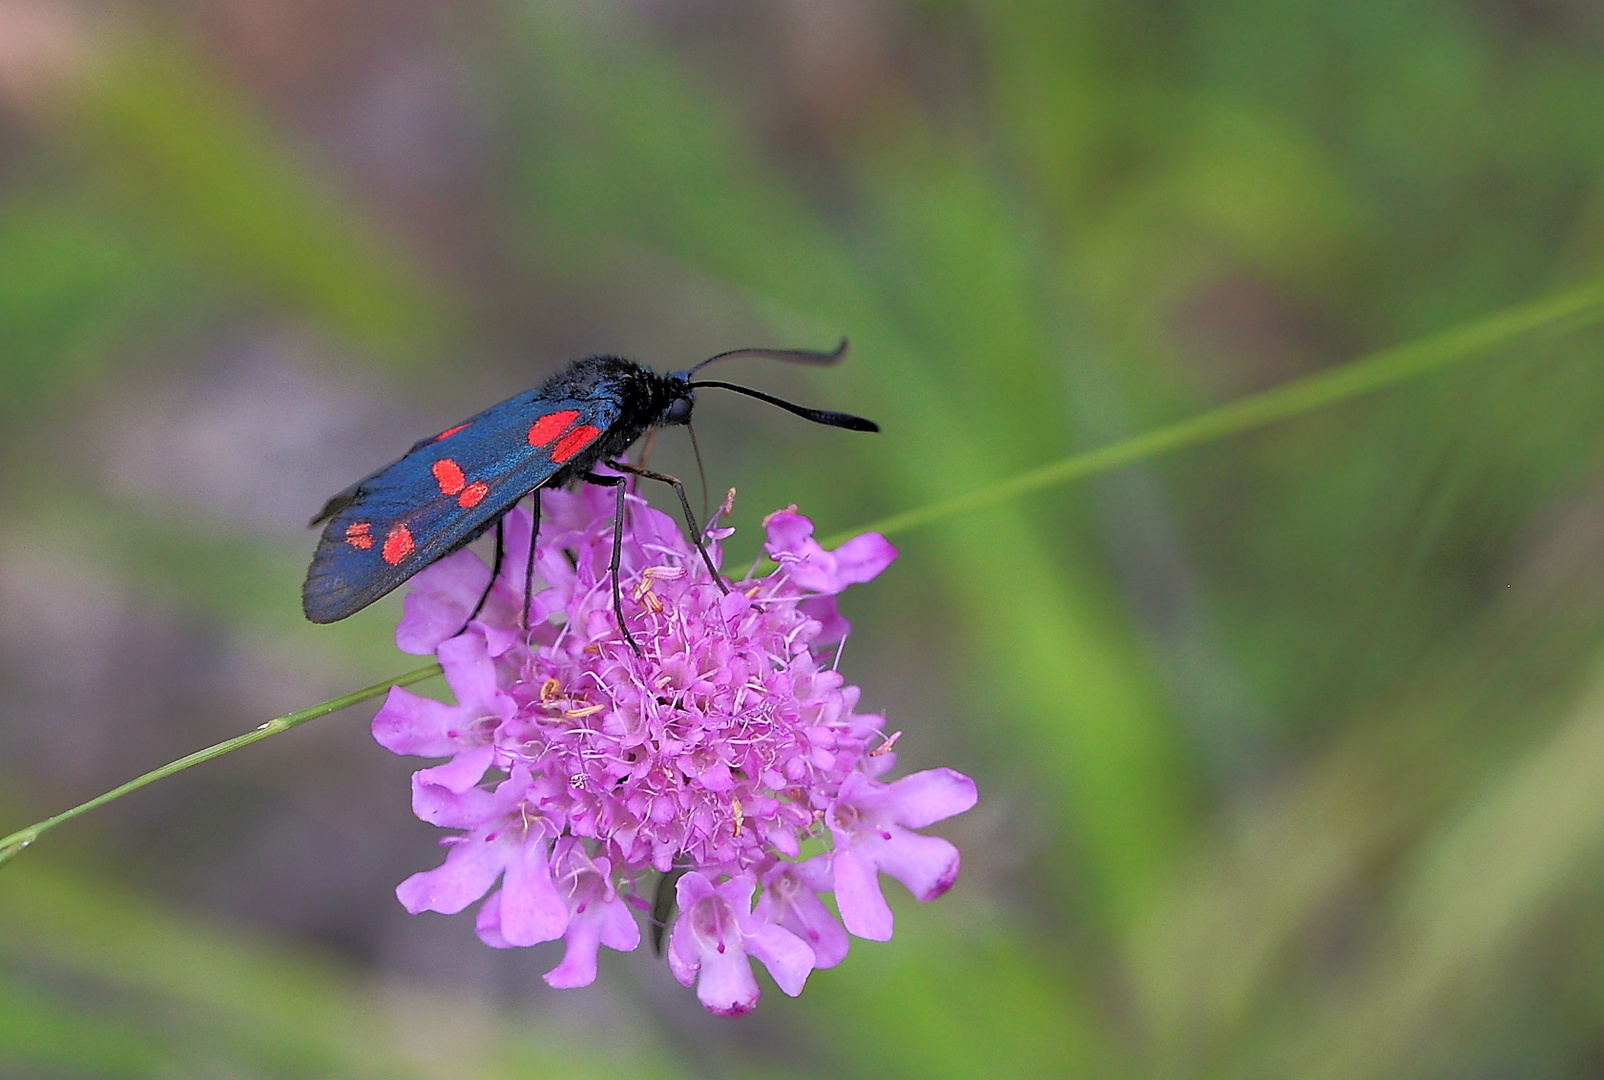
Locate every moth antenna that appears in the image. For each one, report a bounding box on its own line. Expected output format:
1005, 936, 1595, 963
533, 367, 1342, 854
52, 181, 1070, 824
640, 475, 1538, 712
686, 337, 849, 377
688, 379, 879, 432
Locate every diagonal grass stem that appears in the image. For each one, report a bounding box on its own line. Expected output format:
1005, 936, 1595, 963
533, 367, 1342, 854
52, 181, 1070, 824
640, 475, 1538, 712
8, 279, 1604, 869
831, 277, 1604, 545
0, 664, 441, 867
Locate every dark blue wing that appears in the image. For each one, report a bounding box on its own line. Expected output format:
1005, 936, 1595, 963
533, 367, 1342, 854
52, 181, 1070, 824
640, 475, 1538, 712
302, 390, 621, 622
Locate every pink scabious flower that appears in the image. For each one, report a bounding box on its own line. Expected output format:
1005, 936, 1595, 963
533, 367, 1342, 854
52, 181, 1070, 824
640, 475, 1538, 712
373, 481, 977, 1015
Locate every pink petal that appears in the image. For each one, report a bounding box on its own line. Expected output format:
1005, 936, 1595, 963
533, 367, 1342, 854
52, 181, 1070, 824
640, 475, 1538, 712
437, 633, 499, 706
477, 617, 522, 658
396, 834, 508, 915
713, 874, 756, 912
544, 916, 604, 988
410, 771, 514, 828
632, 503, 682, 549
534, 546, 576, 596
832, 848, 894, 940
498, 836, 568, 946
695, 948, 761, 1017
499, 505, 535, 583
762, 511, 813, 558
414, 743, 495, 795
826, 533, 897, 586
412, 781, 489, 829
371, 687, 461, 758
720, 590, 751, 621
764, 513, 897, 594
599, 897, 642, 952
828, 771, 881, 818
695, 761, 735, 793
756, 862, 850, 969
667, 918, 700, 988
884, 768, 978, 829
875, 829, 962, 902
395, 550, 490, 654
474, 890, 512, 948
745, 922, 814, 997
792, 899, 850, 968
800, 596, 851, 646
675, 870, 718, 909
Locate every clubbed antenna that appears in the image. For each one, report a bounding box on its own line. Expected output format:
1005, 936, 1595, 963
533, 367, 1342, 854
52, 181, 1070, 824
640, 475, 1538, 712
687, 379, 879, 432
686, 338, 850, 378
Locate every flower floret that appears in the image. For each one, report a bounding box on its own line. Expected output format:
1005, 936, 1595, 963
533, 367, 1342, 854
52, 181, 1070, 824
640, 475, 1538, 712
669, 872, 814, 1016
826, 769, 977, 940
372, 633, 512, 793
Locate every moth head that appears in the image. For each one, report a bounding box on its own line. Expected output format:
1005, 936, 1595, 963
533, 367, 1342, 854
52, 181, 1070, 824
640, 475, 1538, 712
660, 374, 695, 426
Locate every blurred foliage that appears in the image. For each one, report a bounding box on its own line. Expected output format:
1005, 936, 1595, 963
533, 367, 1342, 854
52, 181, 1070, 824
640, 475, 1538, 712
7, 0, 1604, 1078
0, 860, 688, 1079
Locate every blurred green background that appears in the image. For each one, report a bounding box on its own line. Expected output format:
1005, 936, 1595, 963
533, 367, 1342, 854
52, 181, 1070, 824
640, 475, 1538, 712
6, 0, 1604, 1076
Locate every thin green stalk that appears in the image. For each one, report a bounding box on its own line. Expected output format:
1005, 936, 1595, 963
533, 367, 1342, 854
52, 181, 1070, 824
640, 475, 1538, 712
7, 278, 1604, 871
834, 276, 1604, 544
0, 664, 441, 867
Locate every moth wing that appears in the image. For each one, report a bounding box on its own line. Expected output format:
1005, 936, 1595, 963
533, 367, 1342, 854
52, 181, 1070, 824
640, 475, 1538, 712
302, 392, 620, 622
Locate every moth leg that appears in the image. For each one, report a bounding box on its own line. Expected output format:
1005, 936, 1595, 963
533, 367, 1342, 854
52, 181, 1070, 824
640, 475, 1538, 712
522, 490, 542, 631
607, 460, 728, 595
456, 517, 504, 636
582, 471, 639, 656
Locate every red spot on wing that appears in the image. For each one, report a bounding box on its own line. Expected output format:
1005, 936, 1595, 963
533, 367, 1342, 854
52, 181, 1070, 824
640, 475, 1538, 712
551, 425, 601, 464
435, 423, 470, 441
382, 525, 415, 565
344, 522, 374, 550
458, 481, 489, 508
528, 410, 579, 447
431, 458, 466, 495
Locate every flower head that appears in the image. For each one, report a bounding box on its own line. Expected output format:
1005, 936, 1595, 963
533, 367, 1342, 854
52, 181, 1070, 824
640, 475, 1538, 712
375, 481, 976, 1014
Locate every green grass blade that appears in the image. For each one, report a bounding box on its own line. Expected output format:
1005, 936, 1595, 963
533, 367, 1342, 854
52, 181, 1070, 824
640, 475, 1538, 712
843, 275, 1604, 544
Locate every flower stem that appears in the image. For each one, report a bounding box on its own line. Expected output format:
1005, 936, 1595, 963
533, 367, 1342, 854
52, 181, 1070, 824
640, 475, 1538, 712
0, 663, 442, 867
833, 276, 1604, 544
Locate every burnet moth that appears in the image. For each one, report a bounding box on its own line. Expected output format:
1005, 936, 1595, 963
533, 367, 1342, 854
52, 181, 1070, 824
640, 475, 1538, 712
302, 340, 877, 652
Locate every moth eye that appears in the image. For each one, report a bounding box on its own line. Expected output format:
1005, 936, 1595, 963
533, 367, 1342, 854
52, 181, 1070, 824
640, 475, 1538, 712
664, 397, 693, 425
